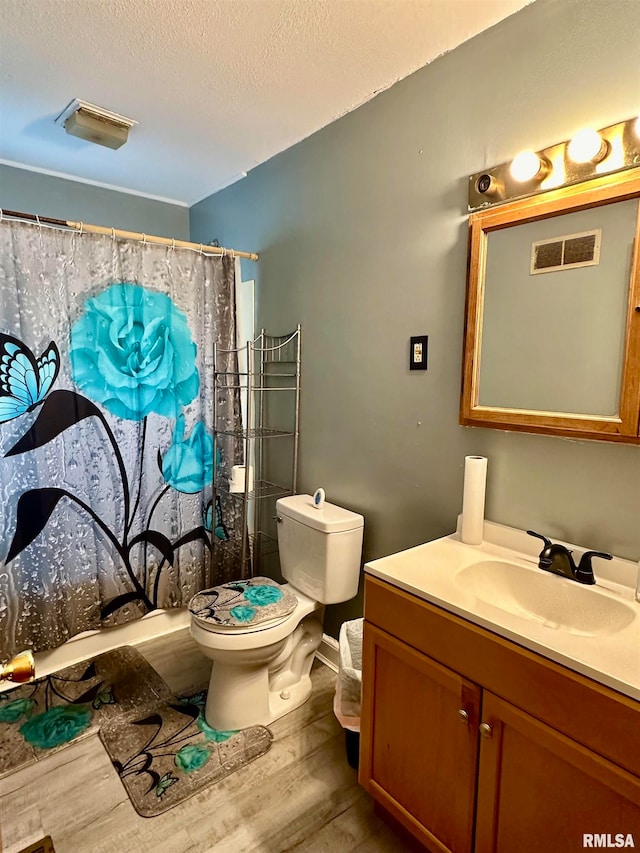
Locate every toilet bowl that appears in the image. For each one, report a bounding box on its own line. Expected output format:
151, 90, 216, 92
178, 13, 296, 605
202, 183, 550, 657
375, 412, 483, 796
189, 494, 364, 731
191, 587, 323, 730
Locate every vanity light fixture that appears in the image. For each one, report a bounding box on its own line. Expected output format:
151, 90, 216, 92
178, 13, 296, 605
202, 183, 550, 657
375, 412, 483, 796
474, 173, 503, 198
468, 115, 640, 210
510, 150, 551, 183
567, 129, 610, 164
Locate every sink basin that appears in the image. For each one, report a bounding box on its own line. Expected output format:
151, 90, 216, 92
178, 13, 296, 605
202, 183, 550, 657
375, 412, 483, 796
366, 521, 640, 699
455, 560, 636, 637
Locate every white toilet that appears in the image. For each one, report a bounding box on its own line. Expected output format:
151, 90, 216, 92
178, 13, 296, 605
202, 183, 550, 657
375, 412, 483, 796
189, 494, 364, 731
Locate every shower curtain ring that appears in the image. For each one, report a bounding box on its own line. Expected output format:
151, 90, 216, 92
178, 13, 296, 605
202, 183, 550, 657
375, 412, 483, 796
171, 238, 176, 251
79, 222, 84, 234
199, 243, 204, 256
0, 209, 3, 222
111, 227, 116, 241
142, 233, 147, 245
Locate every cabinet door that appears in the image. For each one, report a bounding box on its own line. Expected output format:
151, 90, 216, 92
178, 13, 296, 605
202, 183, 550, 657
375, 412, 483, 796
360, 623, 481, 853
475, 691, 640, 853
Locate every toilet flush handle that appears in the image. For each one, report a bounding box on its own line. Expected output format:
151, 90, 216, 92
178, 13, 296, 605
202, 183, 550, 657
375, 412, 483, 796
274, 515, 283, 523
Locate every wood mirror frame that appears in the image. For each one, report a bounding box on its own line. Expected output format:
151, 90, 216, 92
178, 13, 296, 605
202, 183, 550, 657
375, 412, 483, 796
460, 169, 640, 444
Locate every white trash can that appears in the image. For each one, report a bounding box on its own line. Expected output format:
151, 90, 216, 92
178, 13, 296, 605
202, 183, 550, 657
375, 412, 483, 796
333, 617, 363, 769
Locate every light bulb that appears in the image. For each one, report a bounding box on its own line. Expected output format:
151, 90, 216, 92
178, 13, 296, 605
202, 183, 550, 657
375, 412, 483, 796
567, 129, 608, 164
510, 151, 547, 182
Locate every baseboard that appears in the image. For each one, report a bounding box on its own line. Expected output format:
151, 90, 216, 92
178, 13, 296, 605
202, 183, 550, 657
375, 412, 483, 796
316, 633, 339, 672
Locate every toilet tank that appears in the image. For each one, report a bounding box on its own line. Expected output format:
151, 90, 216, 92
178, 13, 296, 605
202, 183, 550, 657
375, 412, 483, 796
276, 495, 364, 604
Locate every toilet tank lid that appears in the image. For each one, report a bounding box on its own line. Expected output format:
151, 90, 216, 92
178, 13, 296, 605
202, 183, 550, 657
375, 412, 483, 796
277, 495, 364, 533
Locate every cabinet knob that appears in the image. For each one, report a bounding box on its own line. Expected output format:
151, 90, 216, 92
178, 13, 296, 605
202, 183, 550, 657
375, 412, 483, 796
479, 722, 493, 739
457, 709, 469, 725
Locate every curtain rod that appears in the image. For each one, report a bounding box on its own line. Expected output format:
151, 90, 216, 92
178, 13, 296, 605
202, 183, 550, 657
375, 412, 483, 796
1, 208, 259, 261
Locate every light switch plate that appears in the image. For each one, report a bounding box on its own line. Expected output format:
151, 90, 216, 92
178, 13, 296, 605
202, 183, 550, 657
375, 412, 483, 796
410, 335, 428, 370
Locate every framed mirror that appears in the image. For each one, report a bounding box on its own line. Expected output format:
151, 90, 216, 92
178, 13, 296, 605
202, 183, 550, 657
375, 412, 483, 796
460, 169, 640, 443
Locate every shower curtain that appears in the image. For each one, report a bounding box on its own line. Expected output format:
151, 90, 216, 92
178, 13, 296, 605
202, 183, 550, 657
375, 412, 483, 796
0, 220, 245, 657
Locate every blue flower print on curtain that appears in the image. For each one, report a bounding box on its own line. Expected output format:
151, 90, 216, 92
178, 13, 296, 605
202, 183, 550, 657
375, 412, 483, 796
162, 417, 214, 494
69, 282, 199, 421
3, 279, 225, 627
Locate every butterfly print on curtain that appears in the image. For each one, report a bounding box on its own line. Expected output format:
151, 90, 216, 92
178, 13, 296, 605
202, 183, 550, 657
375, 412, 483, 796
0, 334, 60, 423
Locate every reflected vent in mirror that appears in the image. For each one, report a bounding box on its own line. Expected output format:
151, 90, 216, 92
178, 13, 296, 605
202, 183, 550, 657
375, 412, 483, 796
530, 229, 601, 275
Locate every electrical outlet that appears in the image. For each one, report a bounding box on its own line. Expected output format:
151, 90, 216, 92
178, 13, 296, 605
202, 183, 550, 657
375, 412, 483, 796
410, 336, 428, 370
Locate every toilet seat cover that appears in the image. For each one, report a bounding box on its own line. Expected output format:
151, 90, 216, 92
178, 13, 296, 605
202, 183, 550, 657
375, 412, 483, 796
189, 577, 298, 629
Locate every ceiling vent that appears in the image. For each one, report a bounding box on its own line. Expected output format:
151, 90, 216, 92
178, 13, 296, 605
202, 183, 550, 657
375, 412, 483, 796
55, 99, 137, 150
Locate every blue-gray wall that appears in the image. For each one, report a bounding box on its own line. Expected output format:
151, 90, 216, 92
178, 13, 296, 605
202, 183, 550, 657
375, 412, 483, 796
190, 0, 640, 637
1, 164, 189, 238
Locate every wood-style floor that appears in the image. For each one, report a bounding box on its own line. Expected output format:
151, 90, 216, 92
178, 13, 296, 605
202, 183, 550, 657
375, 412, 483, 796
0, 629, 413, 853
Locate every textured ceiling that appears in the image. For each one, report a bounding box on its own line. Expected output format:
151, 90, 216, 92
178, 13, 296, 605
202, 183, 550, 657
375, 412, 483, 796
0, 0, 532, 206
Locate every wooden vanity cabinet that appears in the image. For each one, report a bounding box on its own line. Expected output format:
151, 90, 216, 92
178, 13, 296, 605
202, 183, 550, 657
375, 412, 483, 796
474, 692, 640, 853
362, 624, 480, 852
359, 576, 640, 853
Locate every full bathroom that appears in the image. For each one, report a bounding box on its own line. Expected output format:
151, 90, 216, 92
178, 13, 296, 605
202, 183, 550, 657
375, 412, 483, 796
0, 0, 639, 851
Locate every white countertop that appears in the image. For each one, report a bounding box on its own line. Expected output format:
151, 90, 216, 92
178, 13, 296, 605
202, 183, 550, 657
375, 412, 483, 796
365, 519, 640, 702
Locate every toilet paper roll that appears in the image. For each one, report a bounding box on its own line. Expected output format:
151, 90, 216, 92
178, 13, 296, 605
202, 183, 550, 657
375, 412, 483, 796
461, 455, 487, 545
229, 464, 254, 494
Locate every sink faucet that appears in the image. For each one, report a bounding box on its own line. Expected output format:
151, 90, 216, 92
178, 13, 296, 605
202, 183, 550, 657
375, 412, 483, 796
527, 531, 612, 585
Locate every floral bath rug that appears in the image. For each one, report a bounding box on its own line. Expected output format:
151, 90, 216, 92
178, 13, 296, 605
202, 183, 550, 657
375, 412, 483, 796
0, 646, 171, 779
99, 688, 273, 817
